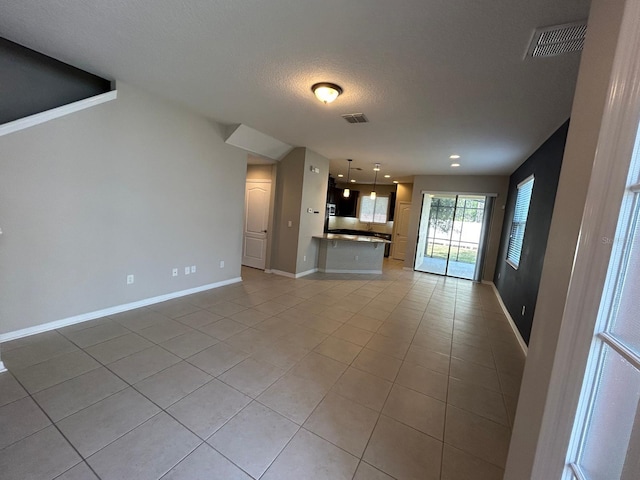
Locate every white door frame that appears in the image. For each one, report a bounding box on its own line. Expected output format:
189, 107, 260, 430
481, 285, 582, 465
509, 0, 640, 477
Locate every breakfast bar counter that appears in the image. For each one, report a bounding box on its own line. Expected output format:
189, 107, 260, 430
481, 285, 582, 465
313, 234, 392, 273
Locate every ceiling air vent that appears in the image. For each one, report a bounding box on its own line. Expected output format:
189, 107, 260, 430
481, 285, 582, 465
526, 21, 587, 58
341, 113, 369, 124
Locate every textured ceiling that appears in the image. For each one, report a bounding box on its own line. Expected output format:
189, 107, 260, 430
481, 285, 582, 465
0, 0, 591, 183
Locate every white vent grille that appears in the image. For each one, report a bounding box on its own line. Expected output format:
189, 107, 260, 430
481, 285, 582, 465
527, 21, 587, 58
341, 113, 369, 124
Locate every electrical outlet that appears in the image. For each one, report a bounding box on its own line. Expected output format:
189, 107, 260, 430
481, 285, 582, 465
191, 265, 196, 273
219, 260, 225, 268
185, 266, 190, 275
303, 255, 306, 262
172, 268, 178, 277
522, 305, 526, 315
288, 220, 292, 227
126, 274, 134, 284
355, 255, 359, 261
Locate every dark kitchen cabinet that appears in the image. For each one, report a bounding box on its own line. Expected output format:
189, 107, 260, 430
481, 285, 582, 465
336, 190, 359, 217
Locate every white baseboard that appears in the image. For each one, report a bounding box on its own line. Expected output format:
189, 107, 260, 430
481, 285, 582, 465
318, 269, 383, 274
269, 268, 318, 279
0, 277, 242, 343
0, 361, 6, 373
485, 281, 528, 355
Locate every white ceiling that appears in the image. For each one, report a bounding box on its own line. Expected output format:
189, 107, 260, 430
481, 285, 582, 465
0, 0, 590, 183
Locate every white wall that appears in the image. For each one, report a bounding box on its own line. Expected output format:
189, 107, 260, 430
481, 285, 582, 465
0, 83, 247, 336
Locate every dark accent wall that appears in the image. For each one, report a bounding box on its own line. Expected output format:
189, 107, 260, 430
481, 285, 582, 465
494, 120, 569, 344
0, 37, 111, 124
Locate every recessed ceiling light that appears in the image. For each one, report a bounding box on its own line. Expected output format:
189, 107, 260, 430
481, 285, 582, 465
451, 163, 461, 167
337, 174, 343, 177
350, 179, 356, 183
450, 154, 461, 159
393, 180, 399, 184
384, 174, 390, 178
311, 83, 343, 104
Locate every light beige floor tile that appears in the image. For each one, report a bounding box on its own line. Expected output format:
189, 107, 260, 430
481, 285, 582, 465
61, 321, 130, 348
134, 361, 212, 408
366, 334, 411, 360
289, 352, 347, 389
303, 315, 344, 334
33, 367, 127, 421
150, 299, 201, 319
262, 429, 359, 480
107, 346, 180, 384
56, 461, 99, 480
159, 330, 218, 359
447, 377, 509, 425
2, 333, 78, 369
167, 379, 250, 439
450, 357, 501, 392
258, 373, 328, 424
382, 384, 446, 440
353, 461, 395, 480
352, 348, 402, 381
453, 329, 492, 350
253, 300, 291, 316
254, 316, 300, 337
411, 331, 452, 355
376, 322, 417, 342
396, 361, 448, 401
219, 357, 286, 397
207, 300, 248, 317
251, 338, 310, 369
230, 308, 272, 326
0, 396, 51, 449
57, 387, 160, 457
357, 306, 392, 321
84, 333, 153, 364
113, 310, 170, 332
208, 401, 298, 478
404, 344, 451, 374
0, 372, 28, 407
504, 394, 518, 427
347, 314, 383, 333
12, 350, 100, 393
0, 426, 81, 480
87, 413, 200, 480
452, 342, 495, 368
444, 405, 511, 468
197, 318, 248, 340
164, 443, 251, 480
330, 367, 393, 412
363, 415, 442, 480
441, 444, 504, 480
187, 342, 249, 376
314, 336, 363, 364
498, 368, 524, 397
174, 309, 223, 329
304, 392, 379, 457
283, 326, 328, 349
271, 294, 306, 307
138, 319, 192, 344
226, 327, 279, 354
332, 324, 374, 346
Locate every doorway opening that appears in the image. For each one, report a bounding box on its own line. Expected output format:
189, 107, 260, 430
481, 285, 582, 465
414, 193, 493, 281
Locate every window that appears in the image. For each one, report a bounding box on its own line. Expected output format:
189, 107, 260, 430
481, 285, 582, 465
507, 175, 534, 268
359, 196, 389, 223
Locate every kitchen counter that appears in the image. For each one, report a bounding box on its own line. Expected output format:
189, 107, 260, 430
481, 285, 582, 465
313, 234, 392, 274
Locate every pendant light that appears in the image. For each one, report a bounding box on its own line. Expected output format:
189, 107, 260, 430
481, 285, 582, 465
370, 163, 380, 199
343, 159, 352, 198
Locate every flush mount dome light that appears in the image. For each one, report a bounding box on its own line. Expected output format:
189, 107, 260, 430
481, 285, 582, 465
312, 83, 343, 104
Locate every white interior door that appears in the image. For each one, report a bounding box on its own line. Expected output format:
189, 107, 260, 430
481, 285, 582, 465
242, 180, 271, 269
392, 201, 412, 260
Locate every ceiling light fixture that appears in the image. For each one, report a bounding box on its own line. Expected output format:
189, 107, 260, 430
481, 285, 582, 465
371, 164, 379, 199
343, 159, 352, 198
350, 179, 356, 183
393, 180, 399, 184
451, 163, 461, 167
337, 174, 343, 178
311, 83, 343, 104
450, 154, 461, 159
384, 174, 390, 178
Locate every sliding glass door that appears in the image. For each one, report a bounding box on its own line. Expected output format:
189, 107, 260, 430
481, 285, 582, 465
415, 193, 491, 281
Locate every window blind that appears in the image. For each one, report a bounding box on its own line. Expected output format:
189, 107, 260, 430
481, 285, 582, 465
507, 176, 534, 268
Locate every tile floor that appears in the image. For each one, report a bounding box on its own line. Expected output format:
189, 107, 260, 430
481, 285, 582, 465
0, 259, 525, 479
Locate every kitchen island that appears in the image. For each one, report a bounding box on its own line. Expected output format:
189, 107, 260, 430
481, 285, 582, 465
313, 233, 392, 274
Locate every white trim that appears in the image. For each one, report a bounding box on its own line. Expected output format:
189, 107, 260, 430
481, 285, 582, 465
0, 361, 6, 373
0, 277, 241, 343
486, 281, 528, 355
0, 90, 118, 137
517, 174, 535, 189
318, 269, 383, 274
269, 268, 318, 278
531, 0, 640, 476
420, 190, 499, 197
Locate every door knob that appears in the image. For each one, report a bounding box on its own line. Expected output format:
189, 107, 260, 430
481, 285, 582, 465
263, 230, 268, 233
